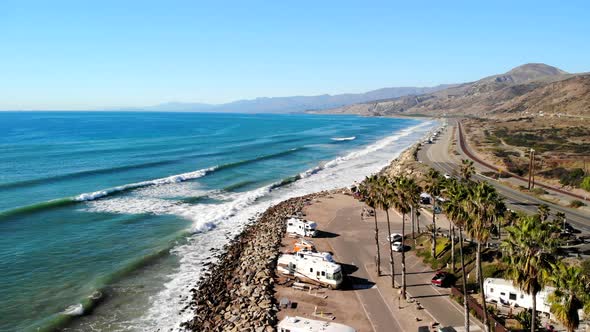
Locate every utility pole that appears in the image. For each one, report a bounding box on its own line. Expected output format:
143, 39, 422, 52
528, 148, 535, 190
532, 152, 538, 189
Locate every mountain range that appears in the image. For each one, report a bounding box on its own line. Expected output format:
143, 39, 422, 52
141, 85, 454, 113
313, 63, 590, 118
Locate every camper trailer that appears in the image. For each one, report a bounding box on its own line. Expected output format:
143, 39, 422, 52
277, 253, 343, 289
286, 217, 317, 237
277, 316, 356, 332
484, 278, 555, 314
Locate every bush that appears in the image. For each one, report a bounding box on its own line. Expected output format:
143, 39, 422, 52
482, 263, 507, 279
530, 187, 547, 195
582, 176, 590, 192
559, 168, 585, 187
570, 200, 587, 208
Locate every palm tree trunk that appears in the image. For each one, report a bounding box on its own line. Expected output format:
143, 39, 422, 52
459, 227, 470, 332
385, 210, 395, 288
477, 242, 489, 331
451, 225, 456, 271
416, 209, 421, 234
475, 242, 480, 291
373, 210, 381, 276
401, 213, 407, 300
531, 292, 537, 332
411, 207, 415, 239
431, 201, 436, 259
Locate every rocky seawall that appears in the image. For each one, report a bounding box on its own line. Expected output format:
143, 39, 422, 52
180, 192, 330, 332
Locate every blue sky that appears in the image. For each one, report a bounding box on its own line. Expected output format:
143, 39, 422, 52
1, 0, 589, 110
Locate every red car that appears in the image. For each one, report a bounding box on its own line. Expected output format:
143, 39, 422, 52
431, 271, 450, 287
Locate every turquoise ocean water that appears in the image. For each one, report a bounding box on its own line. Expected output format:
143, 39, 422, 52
0, 112, 437, 331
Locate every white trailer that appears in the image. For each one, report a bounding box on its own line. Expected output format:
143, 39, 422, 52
277, 316, 356, 332
286, 217, 317, 237
484, 278, 555, 314
277, 253, 343, 289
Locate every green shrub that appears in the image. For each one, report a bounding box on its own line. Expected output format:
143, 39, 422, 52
482, 263, 507, 279
559, 168, 585, 187
570, 200, 587, 208
530, 187, 546, 195
581, 176, 590, 192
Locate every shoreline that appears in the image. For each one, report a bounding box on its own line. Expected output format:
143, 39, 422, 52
179, 121, 441, 330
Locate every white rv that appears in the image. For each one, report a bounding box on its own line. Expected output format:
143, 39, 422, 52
295, 250, 334, 262
277, 316, 356, 332
277, 253, 343, 289
484, 278, 555, 314
286, 217, 317, 237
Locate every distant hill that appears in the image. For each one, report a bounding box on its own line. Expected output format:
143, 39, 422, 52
142, 85, 454, 113
314, 63, 589, 118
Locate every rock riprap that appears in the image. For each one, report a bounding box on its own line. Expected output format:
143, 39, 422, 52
180, 192, 328, 332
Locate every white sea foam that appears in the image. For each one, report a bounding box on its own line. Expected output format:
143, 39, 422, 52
331, 136, 356, 141
74, 167, 216, 201
63, 303, 84, 316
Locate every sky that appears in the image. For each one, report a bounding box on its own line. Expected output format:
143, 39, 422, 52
1, 0, 589, 110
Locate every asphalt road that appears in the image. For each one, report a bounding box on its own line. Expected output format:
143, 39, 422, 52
417, 122, 590, 233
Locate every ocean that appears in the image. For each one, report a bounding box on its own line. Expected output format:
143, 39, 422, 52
0, 111, 437, 331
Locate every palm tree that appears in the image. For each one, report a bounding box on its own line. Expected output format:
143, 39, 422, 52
424, 168, 443, 258
502, 216, 558, 332
443, 178, 471, 332
391, 175, 420, 300
548, 263, 589, 332
376, 175, 396, 288
460, 159, 475, 181
359, 175, 382, 276
538, 204, 550, 222
464, 181, 504, 332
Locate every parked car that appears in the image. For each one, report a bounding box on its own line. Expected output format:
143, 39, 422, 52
443, 173, 451, 179
392, 241, 404, 252
437, 327, 457, 332
433, 206, 442, 214
388, 233, 402, 242
431, 271, 451, 287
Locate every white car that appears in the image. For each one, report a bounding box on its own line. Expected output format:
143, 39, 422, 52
392, 242, 404, 252
443, 174, 451, 179
388, 233, 402, 242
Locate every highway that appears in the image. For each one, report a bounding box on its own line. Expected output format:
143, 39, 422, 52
417, 121, 590, 233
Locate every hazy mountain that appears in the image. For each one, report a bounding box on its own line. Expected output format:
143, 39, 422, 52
314, 63, 588, 118
143, 85, 454, 113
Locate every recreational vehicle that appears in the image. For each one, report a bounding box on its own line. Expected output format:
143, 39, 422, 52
277, 253, 343, 289
484, 278, 555, 314
295, 250, 334, 262
277, 316, 356, 332
286, 217, 317, 237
